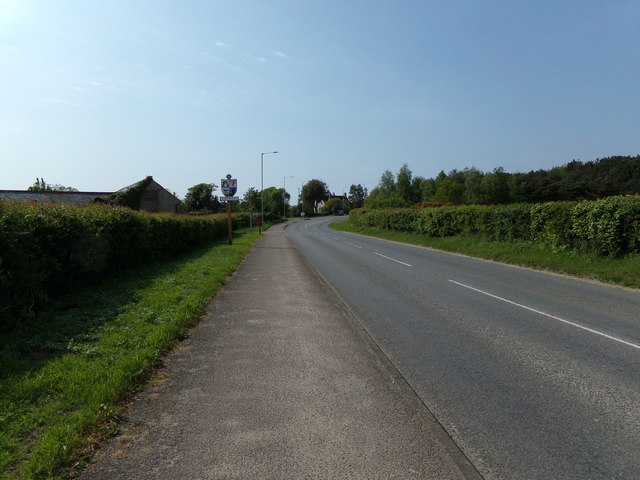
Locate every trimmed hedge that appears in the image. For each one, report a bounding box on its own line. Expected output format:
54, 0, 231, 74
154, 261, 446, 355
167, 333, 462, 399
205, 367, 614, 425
349, 195, 640, 258
0, 201, 248, 323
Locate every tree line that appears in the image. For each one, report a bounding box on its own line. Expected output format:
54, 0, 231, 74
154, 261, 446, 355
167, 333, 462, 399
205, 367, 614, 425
366, 155, 640, 208
182, 179, 369, 217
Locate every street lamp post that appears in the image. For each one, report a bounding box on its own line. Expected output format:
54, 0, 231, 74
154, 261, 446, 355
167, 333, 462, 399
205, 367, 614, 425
283, 176, 294, 218
260, 151, 278, 235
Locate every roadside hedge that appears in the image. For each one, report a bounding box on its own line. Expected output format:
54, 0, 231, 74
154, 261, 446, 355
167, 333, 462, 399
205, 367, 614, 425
349, 195, 640, 257
0, 202, 248, 323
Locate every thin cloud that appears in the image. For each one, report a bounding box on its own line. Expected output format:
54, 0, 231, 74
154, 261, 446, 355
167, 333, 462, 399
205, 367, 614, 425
255, 57, 268, 62
216, 41, 230, 48
84, 80, 117, 90
241, 41, 261, 64
273, 51, 289, 58
0, 126, 23, 135
44, 98, 97, 109
0, 43, 21, 53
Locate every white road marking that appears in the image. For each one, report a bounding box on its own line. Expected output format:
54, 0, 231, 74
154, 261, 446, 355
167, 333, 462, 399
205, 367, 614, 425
373, 252, 412, 267
449, 280, 640, 351
343, 242, 363, 249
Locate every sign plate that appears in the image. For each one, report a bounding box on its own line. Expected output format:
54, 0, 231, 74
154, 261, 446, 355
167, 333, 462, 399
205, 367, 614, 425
221, 177, 237, 197
220, 196, 239, 202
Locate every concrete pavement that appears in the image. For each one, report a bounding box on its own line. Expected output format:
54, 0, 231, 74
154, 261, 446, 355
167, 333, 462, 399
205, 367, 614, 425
79, 223, 481, 480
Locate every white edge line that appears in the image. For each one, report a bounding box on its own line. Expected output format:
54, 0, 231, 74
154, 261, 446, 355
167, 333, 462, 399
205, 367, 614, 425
373, 252, 412, 267
448, 279, 640, 351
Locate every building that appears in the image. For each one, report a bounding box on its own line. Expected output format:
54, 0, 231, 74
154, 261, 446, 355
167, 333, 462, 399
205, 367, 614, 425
114, 177, 181, 213
0, 177, 181, 213
315, 192, 346, 214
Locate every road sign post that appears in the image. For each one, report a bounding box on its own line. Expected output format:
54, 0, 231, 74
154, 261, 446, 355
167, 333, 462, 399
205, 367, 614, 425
221, 175, 238, 245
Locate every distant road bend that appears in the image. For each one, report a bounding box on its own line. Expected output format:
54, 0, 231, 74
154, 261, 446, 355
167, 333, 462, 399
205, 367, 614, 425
286, 217, 640, 480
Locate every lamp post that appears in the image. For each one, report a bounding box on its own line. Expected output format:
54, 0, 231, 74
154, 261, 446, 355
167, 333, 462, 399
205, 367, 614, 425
260, 151, 278, 234
283, 176, 294, 218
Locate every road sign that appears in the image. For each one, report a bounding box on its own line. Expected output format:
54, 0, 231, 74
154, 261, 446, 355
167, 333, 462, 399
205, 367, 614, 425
221, 175, 237, 197
220, 196, 239, 202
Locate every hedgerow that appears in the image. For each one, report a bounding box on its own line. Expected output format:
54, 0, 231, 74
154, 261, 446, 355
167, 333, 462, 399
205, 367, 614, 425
349, 195, 640, 258
0, 202, 248, 323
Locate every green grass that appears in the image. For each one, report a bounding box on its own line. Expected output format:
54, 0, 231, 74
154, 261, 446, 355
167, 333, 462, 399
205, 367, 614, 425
0, 230, 259, 479
331, 220, 640, 289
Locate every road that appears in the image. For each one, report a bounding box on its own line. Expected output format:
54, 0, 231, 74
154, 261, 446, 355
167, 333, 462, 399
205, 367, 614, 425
286, 217, 640, 480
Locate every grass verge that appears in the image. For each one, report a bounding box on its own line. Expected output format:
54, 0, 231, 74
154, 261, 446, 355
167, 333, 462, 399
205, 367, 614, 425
0, 230, 259, 479
331, 220, 640, 289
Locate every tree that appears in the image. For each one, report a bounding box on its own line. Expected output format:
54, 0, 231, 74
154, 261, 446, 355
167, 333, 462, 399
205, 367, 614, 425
463, 167, 484, 205
28, 178, 78, 192
183, 183, 219, 212
321, 197, 343, 215
376, 170, 396, 199
434, 179, 464, 204
347, 184, 368, 209
396, 164, 413, 203
262, 187, 289, 220
420, 178, 437, 201
301, 179, 329, 213
480, 167, 510, 204
242, 187, 261, 213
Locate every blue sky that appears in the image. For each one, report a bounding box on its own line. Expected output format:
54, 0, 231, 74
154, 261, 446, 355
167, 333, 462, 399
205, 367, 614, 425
1, 0, 639, 199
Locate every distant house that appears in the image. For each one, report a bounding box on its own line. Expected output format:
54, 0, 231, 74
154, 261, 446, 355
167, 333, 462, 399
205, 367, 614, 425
111, 177, 181, 213
315, 192, 346, 214
0, 177, 181, 213
0, 190, 113, 206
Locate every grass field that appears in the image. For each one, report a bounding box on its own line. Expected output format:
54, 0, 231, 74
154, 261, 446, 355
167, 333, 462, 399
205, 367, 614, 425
331, 219, 640, 289
0, 230, 259, 479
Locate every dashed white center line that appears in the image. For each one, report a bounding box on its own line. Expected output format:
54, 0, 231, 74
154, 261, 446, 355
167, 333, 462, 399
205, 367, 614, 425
373, 252, 412, 267
449, 279, 640, 351
343, 242, 362, 249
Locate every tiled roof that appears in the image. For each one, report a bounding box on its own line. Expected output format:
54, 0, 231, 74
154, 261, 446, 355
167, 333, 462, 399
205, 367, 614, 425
0, 190, 113, 205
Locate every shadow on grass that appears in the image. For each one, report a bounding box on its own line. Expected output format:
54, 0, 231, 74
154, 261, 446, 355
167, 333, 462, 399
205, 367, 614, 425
0, 236, 242, 382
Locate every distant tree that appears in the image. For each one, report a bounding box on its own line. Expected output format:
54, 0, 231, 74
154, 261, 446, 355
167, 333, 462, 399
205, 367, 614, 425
347, 184, 368, 209
420, 178, 437, 201
242, 187, 261, 213
447, 169, 466, 186
376, 170, 396, 199
301, 179, 329, 212
28, 178, 78, 192
183, 183, 219, 212
480, 167, 510, 204
262, 187, 288, 219
434, 179, 465, 204
508, 173, 527, 203
463, 167, 484, 205
396, 164, 414, 203
410, 176, 426, 203
321, 197, 343, 215
369, 155, 640, 207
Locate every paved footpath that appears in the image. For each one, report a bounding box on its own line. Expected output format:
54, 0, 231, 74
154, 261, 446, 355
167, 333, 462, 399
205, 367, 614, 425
80, 224, 481, 480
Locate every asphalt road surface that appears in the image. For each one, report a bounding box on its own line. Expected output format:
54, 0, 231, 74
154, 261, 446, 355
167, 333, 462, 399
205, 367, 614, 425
80, 224, 478, 480
286, 217, 640, 480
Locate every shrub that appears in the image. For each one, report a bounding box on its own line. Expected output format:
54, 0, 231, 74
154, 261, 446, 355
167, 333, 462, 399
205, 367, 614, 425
350, 196, 640, 258
0, 201, 248, 324
529, 201, 577, 251
571, 196, 640, 257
